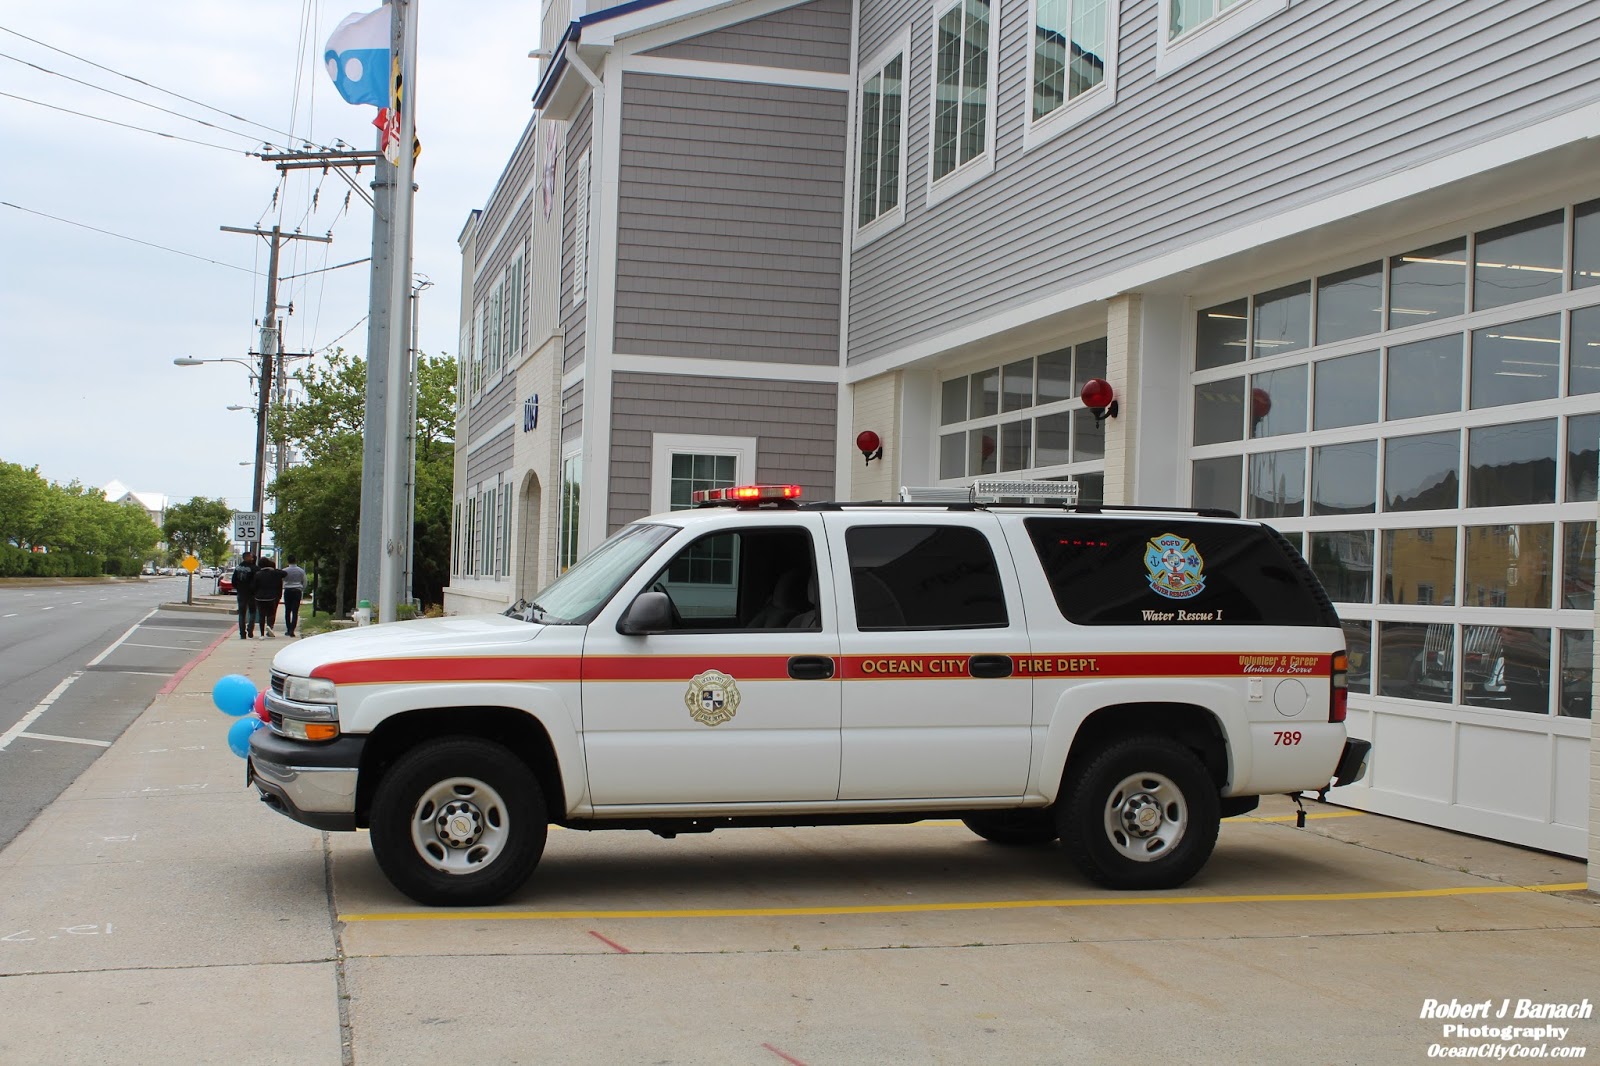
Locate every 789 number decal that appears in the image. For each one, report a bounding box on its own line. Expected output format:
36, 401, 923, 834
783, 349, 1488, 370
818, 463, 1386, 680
1273, 731, 1303, 746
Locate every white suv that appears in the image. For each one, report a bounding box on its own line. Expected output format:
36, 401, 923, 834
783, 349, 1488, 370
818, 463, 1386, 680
251, 484, 1368, 906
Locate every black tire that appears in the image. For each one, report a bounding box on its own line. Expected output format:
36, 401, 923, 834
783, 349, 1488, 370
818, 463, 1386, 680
1058, 736, 1220, 890
960, 809, 1059, 846
369, 737, 547, 906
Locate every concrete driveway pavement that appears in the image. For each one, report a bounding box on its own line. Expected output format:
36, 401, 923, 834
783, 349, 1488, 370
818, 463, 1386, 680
0, 627, 1594, 1064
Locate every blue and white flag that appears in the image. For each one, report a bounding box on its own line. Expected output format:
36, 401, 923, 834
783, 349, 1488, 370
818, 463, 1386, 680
324, 8, 390, 108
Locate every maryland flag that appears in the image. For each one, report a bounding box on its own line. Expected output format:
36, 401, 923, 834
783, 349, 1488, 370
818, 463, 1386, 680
375, 54, 420, 164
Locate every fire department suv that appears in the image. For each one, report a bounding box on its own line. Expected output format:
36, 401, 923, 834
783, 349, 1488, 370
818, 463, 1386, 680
249, 482, 1370, 906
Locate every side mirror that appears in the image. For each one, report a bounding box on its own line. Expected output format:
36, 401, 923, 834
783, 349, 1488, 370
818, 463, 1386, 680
617, 590, 673, 635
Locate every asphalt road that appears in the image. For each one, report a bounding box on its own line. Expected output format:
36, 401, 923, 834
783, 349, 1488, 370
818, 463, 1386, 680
0, 578, 233, 850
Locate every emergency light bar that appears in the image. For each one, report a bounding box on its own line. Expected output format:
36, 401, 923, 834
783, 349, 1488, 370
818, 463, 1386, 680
690, 484, 803, 505
970, 479, 1080, 503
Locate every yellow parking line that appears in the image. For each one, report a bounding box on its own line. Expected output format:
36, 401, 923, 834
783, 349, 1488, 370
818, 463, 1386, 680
340, 881, 1585, 924
1227, 811, 1366, 823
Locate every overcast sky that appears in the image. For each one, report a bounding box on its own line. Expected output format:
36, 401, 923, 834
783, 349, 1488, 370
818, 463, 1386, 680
0, 0, 539, 511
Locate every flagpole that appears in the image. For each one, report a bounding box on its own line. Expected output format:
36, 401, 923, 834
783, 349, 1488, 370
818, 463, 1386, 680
378, 0, 418, 623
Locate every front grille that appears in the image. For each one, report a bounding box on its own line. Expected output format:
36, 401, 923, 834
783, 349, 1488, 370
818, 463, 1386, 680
270, 670, 286, 696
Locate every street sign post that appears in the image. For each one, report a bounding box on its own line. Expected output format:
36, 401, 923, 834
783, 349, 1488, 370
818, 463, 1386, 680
232, 512, 261, 544
182, 555, 199, 605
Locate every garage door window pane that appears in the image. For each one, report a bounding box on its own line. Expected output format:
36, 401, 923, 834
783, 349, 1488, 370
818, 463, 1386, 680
1383, 527, 1456, 606
1474, 211, 1564, 312
1194, 378, 1244, 445
1036, 348, 1073, 405
1570, 306, 1600, 396
973, 367, 1000, 417
1073, 409, 1105, 461
969, 427, 997, 475
1387, 335, 1463, 420
1471, 314, 1560, 409
941, 378, 968, 424
1310, 531, 1374, 603
1002, 358, 1033, 412
1313, 350, 1379, 430
1316, 261, 1383, 344
1567, 414, 1600, 502
1379, 621, 1453, 703
1192, 456, 1242, 513
1467, 419, 1556, 508
939, 432, 966, 478
1249, 365, 1307, 437
1385, 432, 1460, 511
1389, 239, 1466, 328
1562, 522, 1596, 611
1074, 338, 1107, 390
1311, 441, 1377, 515
1464, 523, 1552, 609
999, 419, 1031, 471
1560, 630, 1593, 718
1035, 412, 1070, 466
1248, 448, 1305, 518
1461, 625, 1551, 714
1343, 620, 1373, 694
1196, 299, 1247, 370
1575, 199, 1600, 290
1253, 281, 1311, 358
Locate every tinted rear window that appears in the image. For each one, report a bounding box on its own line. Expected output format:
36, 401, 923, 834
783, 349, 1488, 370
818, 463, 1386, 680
846, 525, 1008, 630
1024, 517, 1338, 626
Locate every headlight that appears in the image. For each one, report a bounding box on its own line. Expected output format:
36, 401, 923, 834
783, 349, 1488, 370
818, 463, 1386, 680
283, 676, 337, 704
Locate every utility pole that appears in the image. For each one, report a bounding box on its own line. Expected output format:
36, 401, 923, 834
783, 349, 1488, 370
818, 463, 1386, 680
219, 223, 331, 555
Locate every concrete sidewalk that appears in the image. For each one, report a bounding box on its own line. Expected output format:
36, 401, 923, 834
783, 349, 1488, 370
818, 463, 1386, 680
0, 627, 341, 1064
0, 624, 1596, 1064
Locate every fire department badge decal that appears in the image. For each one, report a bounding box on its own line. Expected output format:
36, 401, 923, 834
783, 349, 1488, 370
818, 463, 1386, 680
1145, 534, 1206, 600
685, 669, 741, 727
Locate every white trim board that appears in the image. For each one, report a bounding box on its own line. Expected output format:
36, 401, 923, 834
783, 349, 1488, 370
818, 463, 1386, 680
625, 55, 849, 92
613, 353, 840, 383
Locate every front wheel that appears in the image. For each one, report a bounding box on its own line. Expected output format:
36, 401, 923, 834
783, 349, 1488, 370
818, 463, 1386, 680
369, 737, 547, 906
1058, 736, 1219, 890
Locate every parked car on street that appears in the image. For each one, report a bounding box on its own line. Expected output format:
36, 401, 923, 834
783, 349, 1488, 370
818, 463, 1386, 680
217, 572, 234, 594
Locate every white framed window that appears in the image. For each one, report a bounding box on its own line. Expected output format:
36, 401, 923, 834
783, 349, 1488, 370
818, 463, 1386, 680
452, 500, 463, 576
498, 482, 512, 577
926, 0, 997, 207
571, 149, 590, 307
489, 285, 503, 377
558, 450, 582, 573
855, 30, 910, 244
1024, 0, 1118, 149
649, 433, 757, 514
504, 254, 523, 371
465, 492, 478, 575
1157, 0, 1287, 76
476, 300, 491, 398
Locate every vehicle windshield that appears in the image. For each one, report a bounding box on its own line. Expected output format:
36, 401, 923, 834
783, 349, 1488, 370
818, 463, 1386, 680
508, 522, 677, 624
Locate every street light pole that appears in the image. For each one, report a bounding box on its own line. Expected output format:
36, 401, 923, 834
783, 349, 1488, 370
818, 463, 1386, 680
251, 231, 281, 557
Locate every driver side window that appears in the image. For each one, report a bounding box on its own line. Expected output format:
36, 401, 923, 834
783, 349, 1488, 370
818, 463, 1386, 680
649, 526, 820, 631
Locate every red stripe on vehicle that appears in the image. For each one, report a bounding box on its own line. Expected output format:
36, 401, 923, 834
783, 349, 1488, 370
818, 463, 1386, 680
582, 655, 801, 682
842, 652, 1332, 680
312, 656, 583, 685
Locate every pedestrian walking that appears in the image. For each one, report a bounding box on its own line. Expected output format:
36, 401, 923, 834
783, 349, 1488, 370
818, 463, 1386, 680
281, 555, 307, 637
231, 553, 258, 640
253, 556, 286, 638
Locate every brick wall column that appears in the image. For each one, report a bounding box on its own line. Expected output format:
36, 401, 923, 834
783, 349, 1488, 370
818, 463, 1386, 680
850, 373, 901, 501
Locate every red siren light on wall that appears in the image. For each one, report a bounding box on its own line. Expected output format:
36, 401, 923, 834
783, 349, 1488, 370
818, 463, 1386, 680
856, 430, 883, 466
1080, 378, 1118, 424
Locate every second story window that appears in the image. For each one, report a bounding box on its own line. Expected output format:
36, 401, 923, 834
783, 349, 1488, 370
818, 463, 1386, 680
931, 0, 994, 186
1032, 0, 1110, 119
856, 45, 905, 232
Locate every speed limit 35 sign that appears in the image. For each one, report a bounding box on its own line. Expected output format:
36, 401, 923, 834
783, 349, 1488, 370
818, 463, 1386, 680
232, 512, 261, 542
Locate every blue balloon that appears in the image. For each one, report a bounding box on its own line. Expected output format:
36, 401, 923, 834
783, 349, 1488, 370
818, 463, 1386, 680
228, 715, 265, 758
212, 674, 257, 717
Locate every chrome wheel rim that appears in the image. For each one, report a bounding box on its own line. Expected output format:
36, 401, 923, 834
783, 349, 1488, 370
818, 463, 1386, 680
409, 776, 510, 874
1102, 771, 1187, 862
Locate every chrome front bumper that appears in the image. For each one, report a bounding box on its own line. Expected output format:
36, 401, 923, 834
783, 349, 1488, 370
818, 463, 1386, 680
247, 731, 365, 832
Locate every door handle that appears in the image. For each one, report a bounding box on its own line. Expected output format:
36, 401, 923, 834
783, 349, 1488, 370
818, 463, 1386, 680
969, 654, 1013, 679
788, 656, 836, 680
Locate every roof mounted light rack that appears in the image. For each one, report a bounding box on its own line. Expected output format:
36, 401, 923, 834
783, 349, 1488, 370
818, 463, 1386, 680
690, 484, 803, 509
900, 480, 1080, 504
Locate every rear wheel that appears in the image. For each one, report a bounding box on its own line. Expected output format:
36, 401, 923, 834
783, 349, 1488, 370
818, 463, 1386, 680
960, 809, 1058, 846
1058, 736, 1219, 890
369, 737, 547, 906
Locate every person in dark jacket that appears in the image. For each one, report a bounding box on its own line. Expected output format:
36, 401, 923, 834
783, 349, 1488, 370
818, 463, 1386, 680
232, 553, 258, 640
253, 556, 286, 638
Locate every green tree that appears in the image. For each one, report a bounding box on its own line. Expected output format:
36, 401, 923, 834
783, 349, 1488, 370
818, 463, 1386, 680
269, 350, 456, 610
162, 497, 233, 559
0, 462, 50, 548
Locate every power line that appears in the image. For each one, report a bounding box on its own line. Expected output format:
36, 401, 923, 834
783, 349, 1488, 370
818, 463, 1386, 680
0, 50, 281, 146
281, 256, 371, 282
1, 200, 261, 273
0, 22, 334, 150
0, 90, 260, 154
316, 315, 369, 353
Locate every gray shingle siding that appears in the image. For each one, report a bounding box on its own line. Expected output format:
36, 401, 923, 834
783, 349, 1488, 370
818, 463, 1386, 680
848, 0, 1600, 365
561, 381, 583, 445
606, 372, 837, 530
562, 99, 593, 377
468, 374, 516, 446
642, 0, 853, 73
476, 116, 538, 270
466, 425, 514, 485
615, 74, 847, 365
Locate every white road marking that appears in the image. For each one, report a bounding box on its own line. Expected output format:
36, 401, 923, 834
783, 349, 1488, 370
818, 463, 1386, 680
118, 642, 200, 651
2, 614, 15, 618
70, 601, 84, 605
0, 673, 82, 753
85, 608, 160, 667
17, 731, 111, 748
40, 606, 53, 611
